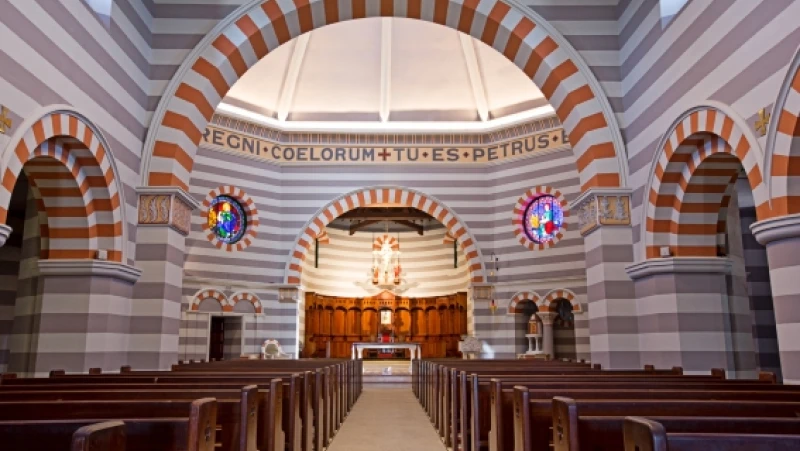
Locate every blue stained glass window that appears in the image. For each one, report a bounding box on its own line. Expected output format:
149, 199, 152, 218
208, 195, 246, 244
522, 195, 563, 244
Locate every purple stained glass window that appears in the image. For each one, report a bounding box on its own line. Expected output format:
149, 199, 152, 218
522, 195, 563, 244
208, 195, 246, 244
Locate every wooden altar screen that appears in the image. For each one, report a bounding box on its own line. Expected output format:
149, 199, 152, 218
302, 290, 467, 359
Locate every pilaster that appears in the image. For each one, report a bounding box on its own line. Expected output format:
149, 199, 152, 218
572, 188, 639, 369
751, 213, 800, 384
131, 187, 199, 370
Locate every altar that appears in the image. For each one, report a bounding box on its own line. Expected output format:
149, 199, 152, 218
351, 342, 422, 361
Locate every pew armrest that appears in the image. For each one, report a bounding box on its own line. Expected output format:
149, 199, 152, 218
623, 417, 667, 451
71, 421, 126, 451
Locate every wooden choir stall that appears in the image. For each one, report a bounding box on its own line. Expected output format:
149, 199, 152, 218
302, 290, 468, 359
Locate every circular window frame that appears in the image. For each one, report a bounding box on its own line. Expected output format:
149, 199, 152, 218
512, 186, 568, 251
202, 186, 259, 251
208, 195, 248, 244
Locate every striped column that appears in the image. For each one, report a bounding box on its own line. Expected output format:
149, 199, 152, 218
573, 189, 640, 369
751, 214, 800, 384
627, 258, 746, 376
131, 187, 199, 370
7, 191, 45, 376
0, 228, 20, 373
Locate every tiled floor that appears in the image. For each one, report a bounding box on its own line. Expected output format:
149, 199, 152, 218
326, 388, 446, 451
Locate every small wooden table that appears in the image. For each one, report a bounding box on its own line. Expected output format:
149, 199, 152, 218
351, 342, 422, 361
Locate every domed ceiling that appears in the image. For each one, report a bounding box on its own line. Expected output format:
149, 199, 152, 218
219, 17, 552, 132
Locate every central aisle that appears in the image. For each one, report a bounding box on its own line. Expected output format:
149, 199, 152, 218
326, 388, 446, 451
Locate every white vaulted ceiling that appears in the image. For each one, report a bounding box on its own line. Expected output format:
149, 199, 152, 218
219, 17, 552, 132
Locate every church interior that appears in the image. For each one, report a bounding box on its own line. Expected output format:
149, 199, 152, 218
1, 0, 800, 449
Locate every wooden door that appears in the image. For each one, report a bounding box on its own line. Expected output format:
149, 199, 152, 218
209, 316, 225, 361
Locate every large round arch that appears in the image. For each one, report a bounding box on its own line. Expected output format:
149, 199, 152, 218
140, 0, 627, 193
641, 105, 770, 261
765, 47, 800, 217
283, 186, 486, 284
0, 109, 127, 262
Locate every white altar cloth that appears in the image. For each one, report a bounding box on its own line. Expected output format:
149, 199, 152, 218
351, 342, 422, 360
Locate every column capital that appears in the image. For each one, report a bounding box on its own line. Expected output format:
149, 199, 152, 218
0, 223, 11, 247
537, 311, 558, 325
38, 259, 143, 284
569, 188, 633, 236
470, 283, 494, 301
136, 186, 201, 236
276, 284, 303, 303
750, 213, 800, 246
625, 257, 731, 281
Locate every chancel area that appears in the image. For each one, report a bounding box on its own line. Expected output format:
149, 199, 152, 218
1, 0, 800, 450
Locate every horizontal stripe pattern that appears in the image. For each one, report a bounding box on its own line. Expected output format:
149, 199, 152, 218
301, 227, 470, 297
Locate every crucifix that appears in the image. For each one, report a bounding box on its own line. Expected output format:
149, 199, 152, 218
0, 106, 12, 135
754, 108, 771, 136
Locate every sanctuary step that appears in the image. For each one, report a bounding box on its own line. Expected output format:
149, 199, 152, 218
362, 360, 412, 388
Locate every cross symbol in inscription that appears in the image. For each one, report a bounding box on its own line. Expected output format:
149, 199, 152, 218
0, 106, 12, 135
754, 108, 771, 136
378, 149, 392, 161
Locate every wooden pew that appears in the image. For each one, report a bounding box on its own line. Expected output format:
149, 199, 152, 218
11, 372, 308, 451
458, 371, 761, 451
3, 375, 300, 451
512, 396, 800, 451
0, 399, 216, 451
486, 377, 792, 451
623, 417, 800, 451
0, 384, 282, 451
0, 420, 126, 451
0, 397, 247, 451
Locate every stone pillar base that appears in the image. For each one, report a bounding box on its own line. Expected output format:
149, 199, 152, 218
626, 257, 755, 377
11, 259, 141, 377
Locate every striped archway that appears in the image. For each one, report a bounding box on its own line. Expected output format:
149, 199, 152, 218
507, 291, 541, 315
540, 288, 580, 312
643, 106, 769, 260
284, 186, 485, 284
189, 288, 231, 311
0, 111, 125, 262
230, 291, 263, 313
766, 50, 800, 217
141, 0, 626, 193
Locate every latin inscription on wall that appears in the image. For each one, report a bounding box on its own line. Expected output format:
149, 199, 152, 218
202, 126, 569, 165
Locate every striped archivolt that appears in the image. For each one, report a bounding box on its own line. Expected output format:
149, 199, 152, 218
771, 63, 800, 216
189, 288, 263, 313
507, 291, 541, 314
0, 112, 124, 262
144, 0, 625, 193
644, 107, 770, 260
285, 186, 485, 285
507, 288, 579, 315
